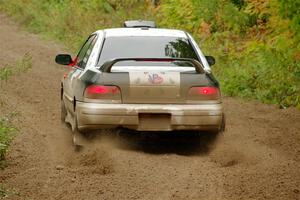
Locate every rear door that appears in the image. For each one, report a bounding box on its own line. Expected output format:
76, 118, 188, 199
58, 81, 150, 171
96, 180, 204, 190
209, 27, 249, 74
64, 35, 97, 113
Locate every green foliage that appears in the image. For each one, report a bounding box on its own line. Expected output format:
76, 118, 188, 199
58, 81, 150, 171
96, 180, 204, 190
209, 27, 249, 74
278, 0, 300, 36
156, 0, 300, 108
214, 39, 300, 108
157, 0, 251, 34
0, 0, 155, 50
219, 3, 250, 33
278, 0, 300, 20
230, 0, 246, 9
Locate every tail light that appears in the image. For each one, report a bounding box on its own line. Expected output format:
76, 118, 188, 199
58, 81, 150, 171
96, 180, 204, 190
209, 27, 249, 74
84, 85, 121, 101
188, 86, 220, 100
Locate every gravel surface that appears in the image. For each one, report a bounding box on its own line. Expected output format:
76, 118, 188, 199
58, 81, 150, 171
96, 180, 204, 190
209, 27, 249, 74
0, 14, 299, 200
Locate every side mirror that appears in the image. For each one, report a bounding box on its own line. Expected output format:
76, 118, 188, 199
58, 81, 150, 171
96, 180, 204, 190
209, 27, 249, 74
55, 54, 72, 65
205, 56, 216, 66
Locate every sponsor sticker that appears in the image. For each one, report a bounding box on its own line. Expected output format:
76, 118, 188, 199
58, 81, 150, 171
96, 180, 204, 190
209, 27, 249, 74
148, 73, 164, 84
129, 71, 180, 98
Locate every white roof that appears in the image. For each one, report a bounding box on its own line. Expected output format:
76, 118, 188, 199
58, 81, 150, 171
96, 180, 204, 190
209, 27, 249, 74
103, 28, 188, 38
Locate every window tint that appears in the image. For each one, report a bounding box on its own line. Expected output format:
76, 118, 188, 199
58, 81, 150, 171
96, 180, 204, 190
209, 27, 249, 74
98, 36, 199, 67
77, 35, 97, 69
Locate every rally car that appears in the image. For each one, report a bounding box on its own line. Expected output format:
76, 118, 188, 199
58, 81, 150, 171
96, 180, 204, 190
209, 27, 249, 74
55, 20, 225, 146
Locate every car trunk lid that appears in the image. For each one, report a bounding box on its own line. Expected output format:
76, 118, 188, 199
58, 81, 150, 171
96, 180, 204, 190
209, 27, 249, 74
90, 58, 217, 104
127, 71, 180, 103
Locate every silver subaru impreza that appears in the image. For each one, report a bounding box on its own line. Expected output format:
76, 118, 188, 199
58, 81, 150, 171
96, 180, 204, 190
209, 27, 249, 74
55, 21, 225, 146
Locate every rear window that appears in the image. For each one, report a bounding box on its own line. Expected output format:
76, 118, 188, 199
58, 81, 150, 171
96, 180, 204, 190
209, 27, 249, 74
98, 36, 199, 67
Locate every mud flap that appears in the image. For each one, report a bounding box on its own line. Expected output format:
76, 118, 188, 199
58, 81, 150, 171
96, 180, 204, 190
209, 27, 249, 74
65, 110, 88, 151
61, 100, 67, 123
220, 113, 226, 133
72, 117, 90, 151
72, 129, 85, 151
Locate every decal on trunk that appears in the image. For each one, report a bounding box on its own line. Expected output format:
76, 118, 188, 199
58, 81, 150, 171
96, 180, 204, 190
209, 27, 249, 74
129, 71, 180, 100
148, 72, 164, 84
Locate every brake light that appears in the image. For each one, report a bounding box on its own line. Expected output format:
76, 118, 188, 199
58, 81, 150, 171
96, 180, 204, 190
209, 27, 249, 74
188, 86, 220, 100
84, 85, 121, 100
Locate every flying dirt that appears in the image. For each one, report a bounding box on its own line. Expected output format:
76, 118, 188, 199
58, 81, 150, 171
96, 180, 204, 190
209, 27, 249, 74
0, 14, 299, 200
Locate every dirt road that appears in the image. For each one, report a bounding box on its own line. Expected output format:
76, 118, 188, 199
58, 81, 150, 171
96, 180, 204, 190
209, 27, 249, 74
0, 14, 299, 200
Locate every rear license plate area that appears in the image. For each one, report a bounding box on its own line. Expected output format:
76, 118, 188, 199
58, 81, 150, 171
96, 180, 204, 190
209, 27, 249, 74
138, 113, 171, 131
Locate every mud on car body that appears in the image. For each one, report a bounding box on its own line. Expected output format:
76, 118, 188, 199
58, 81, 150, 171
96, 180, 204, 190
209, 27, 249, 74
55, 21, 225, 146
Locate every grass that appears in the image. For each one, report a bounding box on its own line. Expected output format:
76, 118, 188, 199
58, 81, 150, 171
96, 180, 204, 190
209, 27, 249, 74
156, 0, 300, 109
0, 183, 19, 199
0, 52, 31, 199
0, 54, 30, 167
0, 113, 18, 169
0, 0, 155, 50
0, 53, 32, 82
0, 184, 8, 198
0, 187, 7, 198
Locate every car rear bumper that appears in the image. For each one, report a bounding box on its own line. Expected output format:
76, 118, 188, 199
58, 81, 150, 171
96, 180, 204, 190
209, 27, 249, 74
76, 102, 223, 131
